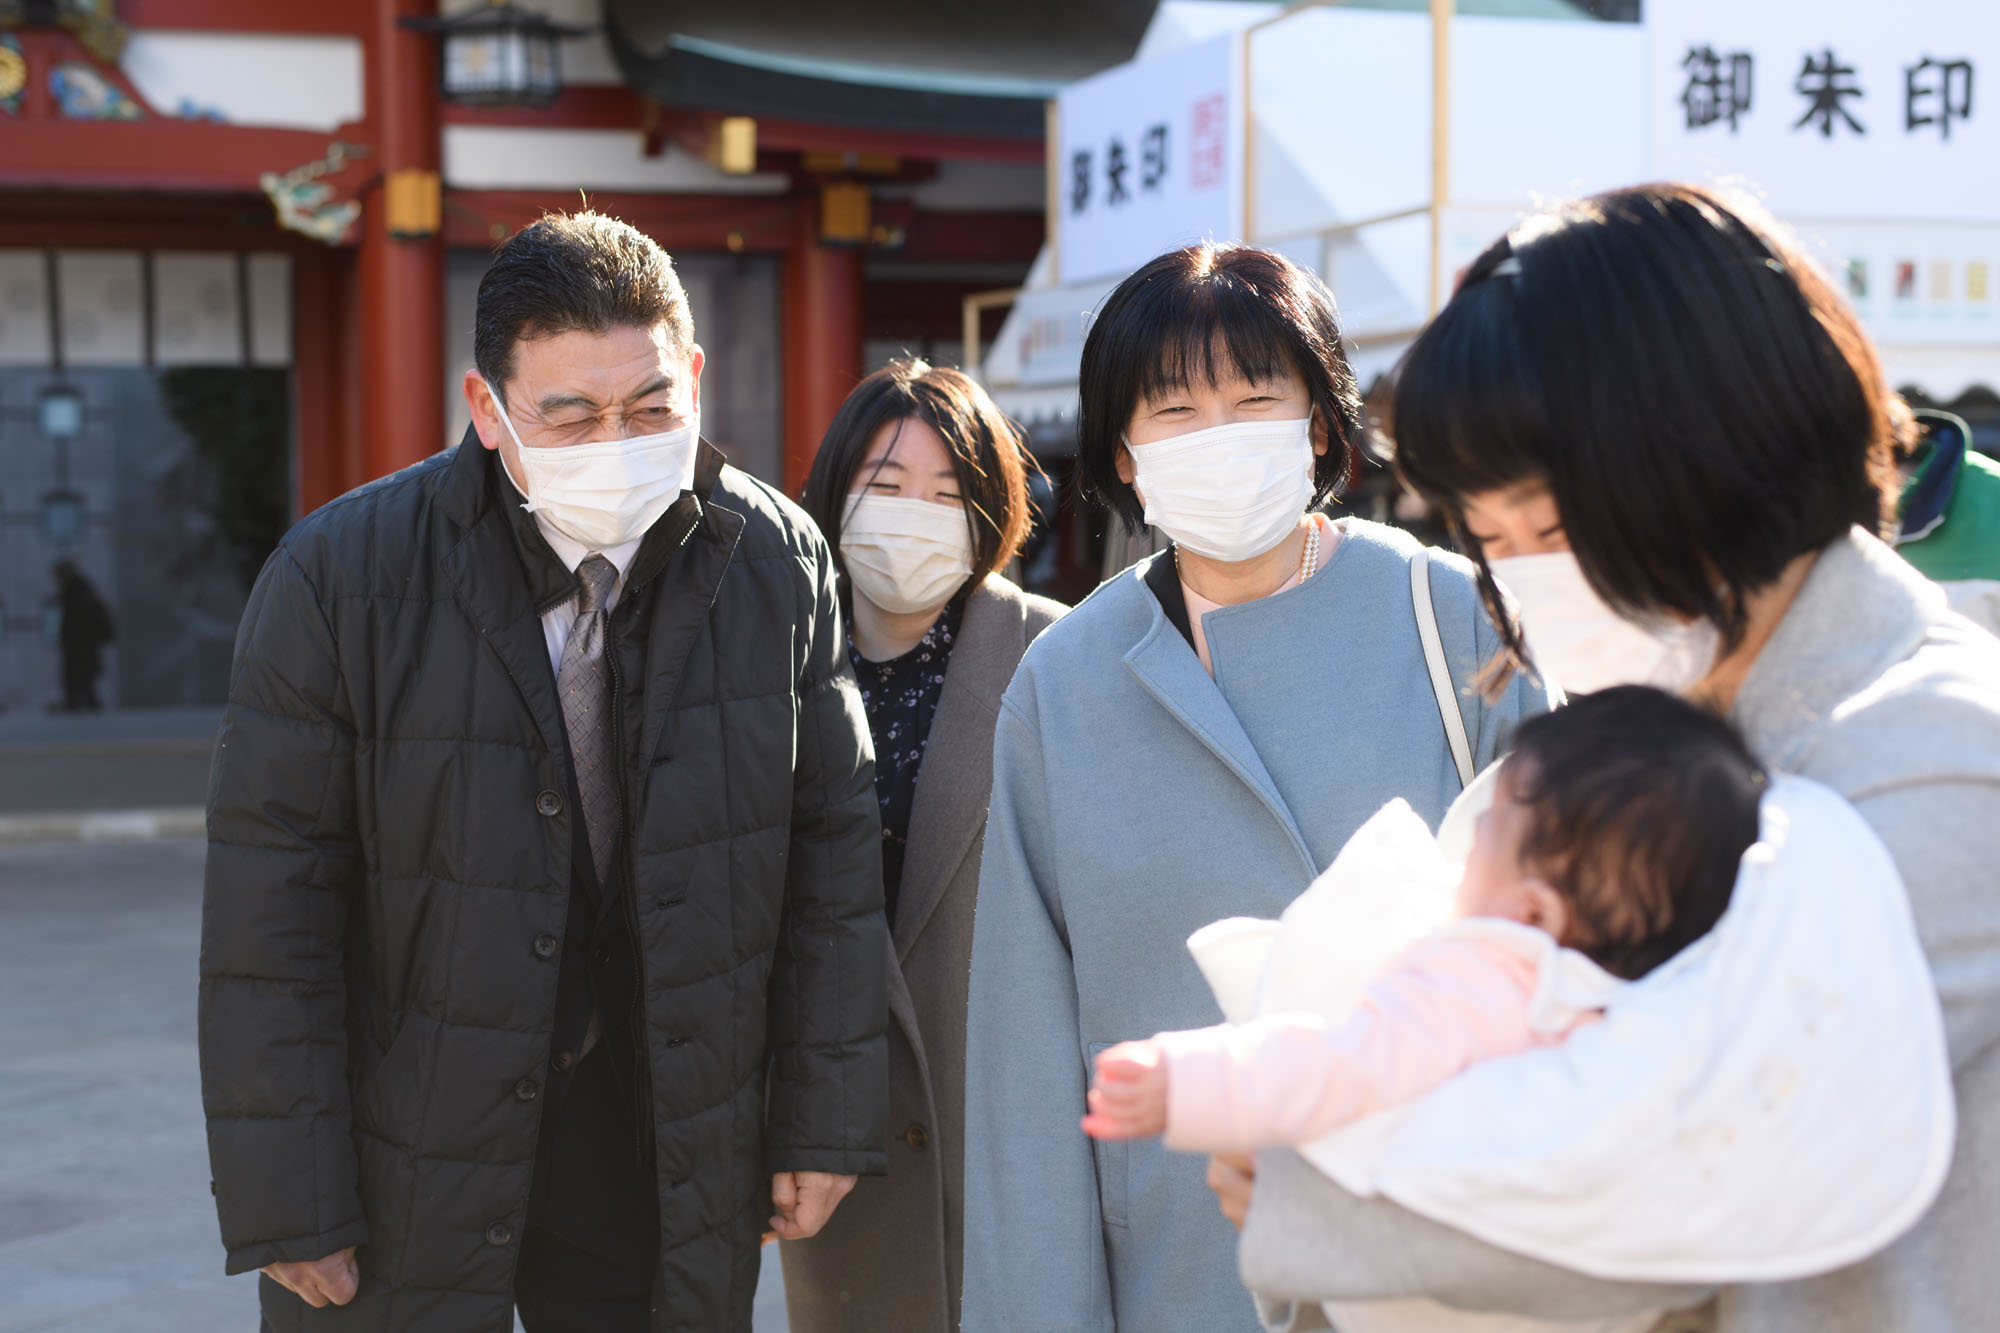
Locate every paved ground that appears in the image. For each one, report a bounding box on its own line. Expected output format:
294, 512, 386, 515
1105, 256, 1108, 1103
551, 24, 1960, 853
0, 838, 790, 1331
0, 709, 217, 816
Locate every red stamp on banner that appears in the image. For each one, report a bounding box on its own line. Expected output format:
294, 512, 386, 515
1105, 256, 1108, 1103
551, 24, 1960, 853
1191, 94, 1227, 191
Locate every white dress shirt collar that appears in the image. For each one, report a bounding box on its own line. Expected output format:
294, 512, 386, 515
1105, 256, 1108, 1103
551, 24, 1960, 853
530, 516, 642, 674
532, 515, 643, 586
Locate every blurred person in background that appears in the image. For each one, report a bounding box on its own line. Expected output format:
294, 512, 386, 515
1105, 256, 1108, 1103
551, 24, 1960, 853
198, 211, 886, 1333
780, 359, 1065, 1332
1224, 183, 2000, 1333
960, 243, 1556, 1332
52, 559, 113, 712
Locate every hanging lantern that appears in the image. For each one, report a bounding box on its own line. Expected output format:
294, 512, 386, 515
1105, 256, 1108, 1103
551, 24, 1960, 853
402, 1, 591, 110
38, 385, 84, 441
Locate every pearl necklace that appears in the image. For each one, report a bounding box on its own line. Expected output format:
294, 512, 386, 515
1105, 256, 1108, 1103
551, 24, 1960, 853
1174, 518, 1322, 587
1299, 517, 1322, 581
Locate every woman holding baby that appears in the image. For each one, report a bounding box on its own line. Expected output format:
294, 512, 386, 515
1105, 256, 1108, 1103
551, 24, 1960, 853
1211, 185, 2000, 1333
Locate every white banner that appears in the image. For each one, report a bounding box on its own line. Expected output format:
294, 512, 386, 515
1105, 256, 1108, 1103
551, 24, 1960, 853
1054, 31, 1244, 286
1793, 220, 2000, 347
1647, 0, 2000, 223
1250, 10, 1432, 236
1001, 3, 2000, 395
1450, 17, 1647, 212
984, 276, 1121, 388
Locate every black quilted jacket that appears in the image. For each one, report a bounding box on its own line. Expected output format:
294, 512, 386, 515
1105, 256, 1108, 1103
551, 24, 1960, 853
198, 432, 888, 1331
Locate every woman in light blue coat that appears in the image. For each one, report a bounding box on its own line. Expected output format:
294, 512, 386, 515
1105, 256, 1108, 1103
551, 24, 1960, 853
960, 243, 1558, 1332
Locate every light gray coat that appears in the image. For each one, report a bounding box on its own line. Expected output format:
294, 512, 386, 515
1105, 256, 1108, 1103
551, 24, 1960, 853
1241, 528, 2000, 1333
780, 575, 1064, 1333
962, 520, 1559, 1333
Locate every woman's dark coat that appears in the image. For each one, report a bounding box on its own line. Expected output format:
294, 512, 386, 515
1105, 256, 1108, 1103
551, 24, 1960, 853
198, 435, 888, 1332
780, 574, 1065, 1332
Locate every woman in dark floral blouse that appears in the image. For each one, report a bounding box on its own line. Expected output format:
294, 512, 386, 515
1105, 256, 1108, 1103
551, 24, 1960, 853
849, 592, 957, 917
786, 359, 1066, 1333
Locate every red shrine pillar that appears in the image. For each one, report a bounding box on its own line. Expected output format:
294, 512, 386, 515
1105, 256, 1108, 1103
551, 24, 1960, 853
358, 0, 445, 481
780, 200, 865, 496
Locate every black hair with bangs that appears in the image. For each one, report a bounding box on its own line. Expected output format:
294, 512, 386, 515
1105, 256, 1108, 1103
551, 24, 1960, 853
801, 357, 1041, 595
1389, 183, 1905, 687
1077, 243, 1364, 532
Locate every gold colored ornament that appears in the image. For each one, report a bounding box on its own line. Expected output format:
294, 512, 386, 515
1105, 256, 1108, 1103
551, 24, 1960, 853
0, 45, 25, 102
59, 0, 128, 63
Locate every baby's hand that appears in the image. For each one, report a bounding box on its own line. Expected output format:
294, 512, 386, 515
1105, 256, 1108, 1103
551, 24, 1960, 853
1082, 1040, 1169, 1140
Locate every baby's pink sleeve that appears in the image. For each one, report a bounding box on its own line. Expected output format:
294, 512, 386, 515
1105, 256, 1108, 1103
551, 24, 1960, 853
1157, 936, 1551, 1154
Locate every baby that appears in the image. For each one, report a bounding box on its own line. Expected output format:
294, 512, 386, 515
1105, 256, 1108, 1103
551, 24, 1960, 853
1084, 685, 1768, 1154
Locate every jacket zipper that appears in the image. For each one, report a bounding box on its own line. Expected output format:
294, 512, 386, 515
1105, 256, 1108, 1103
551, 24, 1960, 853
609, 497, 705, 1176
604, 622, 653, 1172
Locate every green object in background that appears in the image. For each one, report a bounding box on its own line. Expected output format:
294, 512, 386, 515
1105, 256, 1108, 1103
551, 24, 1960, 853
1900, 449, 2000, 583
1896, 410, 2000, 584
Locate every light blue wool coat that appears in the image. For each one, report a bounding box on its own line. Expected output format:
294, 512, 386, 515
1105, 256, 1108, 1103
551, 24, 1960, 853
961, 519, 1559, 1333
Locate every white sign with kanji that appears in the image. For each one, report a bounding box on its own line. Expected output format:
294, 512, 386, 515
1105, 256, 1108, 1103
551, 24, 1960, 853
1648, 0, 2000, 222
1054, 31, 1244, 286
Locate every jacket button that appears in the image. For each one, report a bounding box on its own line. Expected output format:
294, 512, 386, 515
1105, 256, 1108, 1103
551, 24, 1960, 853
536, 790, 563, 817
532, 933, 558, 960
903, 1123, 929, 1150
485, 1222, 513, 1247
551, 1050, 575, 1072
514, 1077, 539, 1102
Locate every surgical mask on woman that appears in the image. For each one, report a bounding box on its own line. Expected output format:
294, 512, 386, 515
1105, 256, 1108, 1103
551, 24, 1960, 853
1126, 416, 1316, 563
489, 381, 700, 549
840, 494, 976, 615
1489, 551, 1721, 696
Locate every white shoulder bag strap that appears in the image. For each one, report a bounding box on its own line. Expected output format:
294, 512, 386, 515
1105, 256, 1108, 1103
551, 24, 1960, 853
1410, 549, 1475, 790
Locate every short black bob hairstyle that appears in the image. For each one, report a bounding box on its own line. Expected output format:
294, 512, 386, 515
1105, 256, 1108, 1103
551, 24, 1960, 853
801, 357, 1040, 593
1077, 243, 1365, 532
1389, 183, 1906, 685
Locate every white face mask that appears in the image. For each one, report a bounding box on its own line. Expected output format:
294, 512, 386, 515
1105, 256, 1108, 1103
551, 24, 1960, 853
839, 494, 976, 616
1488, 551, 1722, 696
489, 382, 699, 549
1127, 416, 1316, 562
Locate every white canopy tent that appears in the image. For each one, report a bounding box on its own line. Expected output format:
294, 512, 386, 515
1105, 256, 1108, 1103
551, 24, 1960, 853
981, 0, 2000, 432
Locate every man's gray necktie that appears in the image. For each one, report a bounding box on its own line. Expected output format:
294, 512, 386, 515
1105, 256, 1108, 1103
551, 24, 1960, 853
558, 555, 621, 887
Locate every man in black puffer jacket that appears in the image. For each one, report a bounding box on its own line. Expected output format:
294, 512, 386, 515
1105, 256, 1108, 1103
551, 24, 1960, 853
199, 212, 887, 1332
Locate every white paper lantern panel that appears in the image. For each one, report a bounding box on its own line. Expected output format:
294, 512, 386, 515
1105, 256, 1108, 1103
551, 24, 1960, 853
0, 250, 53, 366
153, 252, 244, 366
247, 253, 293, 367
56, 251, 145, 366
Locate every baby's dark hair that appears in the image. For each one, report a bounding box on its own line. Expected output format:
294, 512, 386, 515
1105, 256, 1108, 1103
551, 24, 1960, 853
1505, 686, 1768, 980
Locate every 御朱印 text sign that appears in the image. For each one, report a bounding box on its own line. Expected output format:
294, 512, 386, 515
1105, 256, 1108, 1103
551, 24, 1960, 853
1649, 0, 1999, 223
1054, 30, 1244, 286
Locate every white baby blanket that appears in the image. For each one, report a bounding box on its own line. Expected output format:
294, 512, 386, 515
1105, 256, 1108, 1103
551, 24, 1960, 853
1188, 773, 1955, 1284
